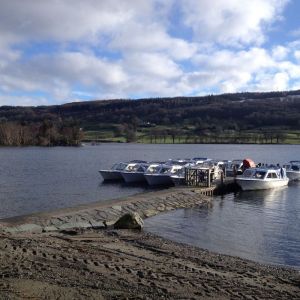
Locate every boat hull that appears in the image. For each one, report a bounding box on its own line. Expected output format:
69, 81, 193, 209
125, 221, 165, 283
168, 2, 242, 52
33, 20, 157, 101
121, 172, 146, 183
170, 176, 185, 186
286, 171, 300, 181
144, 174, 173, 186
236, 178, 289, 191
99, 170, 123, 181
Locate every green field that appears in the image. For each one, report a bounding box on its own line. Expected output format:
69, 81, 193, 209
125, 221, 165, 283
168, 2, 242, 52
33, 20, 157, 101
83, 125, 300, 144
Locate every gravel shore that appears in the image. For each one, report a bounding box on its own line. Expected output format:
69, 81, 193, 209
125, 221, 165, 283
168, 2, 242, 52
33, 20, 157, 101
0, 188, 299, 299
0, 228, 299, 299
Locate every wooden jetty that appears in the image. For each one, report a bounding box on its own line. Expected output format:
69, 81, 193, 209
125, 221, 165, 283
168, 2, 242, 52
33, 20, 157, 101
184, 167, 238, 195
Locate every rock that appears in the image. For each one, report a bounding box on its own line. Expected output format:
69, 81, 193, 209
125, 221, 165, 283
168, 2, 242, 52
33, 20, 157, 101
42, 226, 58, 232
56, 221, 91, 231
114, 212, 144, 230
143, 209, 157, 218
4, 223, 43, 234
112, 205, 122, 211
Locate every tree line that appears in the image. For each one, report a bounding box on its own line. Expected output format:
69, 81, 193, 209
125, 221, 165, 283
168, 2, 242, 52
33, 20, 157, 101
0, 120, 83, 146
0, 90, 299, 145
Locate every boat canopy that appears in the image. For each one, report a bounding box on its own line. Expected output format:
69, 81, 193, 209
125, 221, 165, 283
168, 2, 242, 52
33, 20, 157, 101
243, 158, 256, 169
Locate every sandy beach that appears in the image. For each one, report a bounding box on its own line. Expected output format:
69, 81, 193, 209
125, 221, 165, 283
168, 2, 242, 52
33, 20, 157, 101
0, 188, 299, 299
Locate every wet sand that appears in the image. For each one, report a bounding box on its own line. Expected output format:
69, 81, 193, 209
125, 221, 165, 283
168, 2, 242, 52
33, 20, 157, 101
0, 188, 299, 299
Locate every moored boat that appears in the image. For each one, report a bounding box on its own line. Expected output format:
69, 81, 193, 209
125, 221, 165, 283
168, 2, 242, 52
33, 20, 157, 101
236, 167, 289, 191
144, 163, 185, 186
226, 159, 244, 176
120, 161, 149, 183
283, 161, 300, 181
99, 162, 128, 181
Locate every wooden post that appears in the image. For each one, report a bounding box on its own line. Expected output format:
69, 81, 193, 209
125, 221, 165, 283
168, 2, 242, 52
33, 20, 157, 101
233, 165, 237, 178
208, 169, 211, 187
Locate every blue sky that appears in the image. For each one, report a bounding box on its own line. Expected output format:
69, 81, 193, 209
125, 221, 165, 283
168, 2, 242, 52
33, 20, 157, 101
1, 0, 300, 106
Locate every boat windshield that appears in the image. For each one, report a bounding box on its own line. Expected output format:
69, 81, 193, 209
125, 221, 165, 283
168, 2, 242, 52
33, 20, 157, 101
229, 163, 242, 169
160, 167, 171, 174
254, 171, 267, 179
128, 164, 147, 172
112, 163, 127, 170
243, 169, 266, 179
146, 165, 161, 173
266, 172, 278, 178
170, 166, 182, 174
125, 164, 138, 171
291, 165, 300, 171
242, 169, 254, 177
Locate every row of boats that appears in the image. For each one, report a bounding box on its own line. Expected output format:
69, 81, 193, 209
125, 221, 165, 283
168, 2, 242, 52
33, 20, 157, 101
99, 158, 221, 186
229, 159, 300, 190
99, 158, 300, 191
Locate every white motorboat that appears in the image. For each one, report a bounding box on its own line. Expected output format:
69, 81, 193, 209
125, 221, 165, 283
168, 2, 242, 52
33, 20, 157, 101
120, 161, 149, 183
170, 164, 191, 185
225, 159, 244, 176
191, 157, 212, 165
144, 163, 185, 186
283, 161, 300, 181
171, 160, 221, 185
236, 167, 289, 191
99, 162, 128, 181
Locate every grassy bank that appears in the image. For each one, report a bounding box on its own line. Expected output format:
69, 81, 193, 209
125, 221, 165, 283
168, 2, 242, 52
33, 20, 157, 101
83, 125, 300, 144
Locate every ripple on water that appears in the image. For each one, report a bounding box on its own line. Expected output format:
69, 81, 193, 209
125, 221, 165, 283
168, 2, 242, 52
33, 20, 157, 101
145, 184, 300, 269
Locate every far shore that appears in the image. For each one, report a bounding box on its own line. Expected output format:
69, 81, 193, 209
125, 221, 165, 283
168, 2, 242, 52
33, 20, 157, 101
0, 188, 299, 299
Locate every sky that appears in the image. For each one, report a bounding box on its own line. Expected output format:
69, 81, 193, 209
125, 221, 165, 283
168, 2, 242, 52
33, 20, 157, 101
1, 0, 300, 106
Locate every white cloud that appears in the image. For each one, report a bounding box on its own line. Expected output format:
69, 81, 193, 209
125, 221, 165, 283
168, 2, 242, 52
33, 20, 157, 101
123, 52, 182, 79
109, 22, 197, 60
272, 46, 289, 60
294, 50, 300, 61
0, 0, 298, 105
180, 0, 288, 46
191, 47, 275, 92
194, 48, 274, 73
254, 71, 290, 91
0, 51, 129, 104
0, 1, 138, 44
187, 45, 300, 93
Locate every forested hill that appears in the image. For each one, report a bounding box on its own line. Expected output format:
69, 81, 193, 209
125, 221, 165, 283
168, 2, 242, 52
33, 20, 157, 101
1, 90, 300, 145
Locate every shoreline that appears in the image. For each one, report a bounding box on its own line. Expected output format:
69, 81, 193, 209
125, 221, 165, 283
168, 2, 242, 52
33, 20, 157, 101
0, 188, 299, 298
0, 228, 299, 299
0, 187, 212, 233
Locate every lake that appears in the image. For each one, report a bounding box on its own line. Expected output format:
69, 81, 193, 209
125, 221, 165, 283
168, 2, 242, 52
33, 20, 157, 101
0, 143, 299, 268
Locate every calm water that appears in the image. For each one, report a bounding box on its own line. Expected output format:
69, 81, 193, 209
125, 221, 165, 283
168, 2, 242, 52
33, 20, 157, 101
0, 143, 299, 268
145, 184, 300, 269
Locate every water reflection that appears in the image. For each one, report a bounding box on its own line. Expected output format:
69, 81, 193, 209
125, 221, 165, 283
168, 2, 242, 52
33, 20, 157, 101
145, 186, 300, 269
234, 186, 289, 207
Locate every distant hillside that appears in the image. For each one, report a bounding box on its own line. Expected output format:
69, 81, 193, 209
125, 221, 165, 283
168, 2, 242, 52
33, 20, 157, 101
1, 90, 300, 145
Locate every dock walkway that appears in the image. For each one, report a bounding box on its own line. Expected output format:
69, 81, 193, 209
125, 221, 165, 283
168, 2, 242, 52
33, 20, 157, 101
0, 187, 212, 234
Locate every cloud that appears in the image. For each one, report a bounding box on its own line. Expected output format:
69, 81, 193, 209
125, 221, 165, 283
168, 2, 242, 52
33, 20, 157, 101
123, 52, 182, 79
272, 46, 290, 60
294, 50, 300, 61
109, 22, 197, 60
254, 71, 290, 91
188, 45, 300, 93
0, 0, 298, 105
0, 1, 137, 44
180, 0, 288, 46
0, 51, 129, 102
